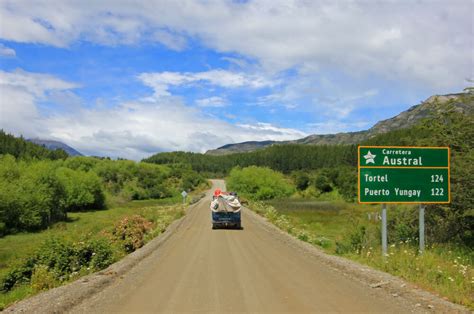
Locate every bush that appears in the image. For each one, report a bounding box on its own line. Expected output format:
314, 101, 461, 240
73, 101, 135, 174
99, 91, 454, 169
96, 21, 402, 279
30, 265, 57, 292
332, 166, 357, 201
0, 237, 115, 292
112, 215, 153, 253
227, 166, 294, 200
56, 167, 105, 211
314, 174, 333, 193
0, 158, 67, 233
292, 171, 310, 191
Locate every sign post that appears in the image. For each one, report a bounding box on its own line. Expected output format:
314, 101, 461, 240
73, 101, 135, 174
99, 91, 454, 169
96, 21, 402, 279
381, 203, 387, 256
358, 146, 450, 255
181, 190, 188, 205
419, 204, 425, 253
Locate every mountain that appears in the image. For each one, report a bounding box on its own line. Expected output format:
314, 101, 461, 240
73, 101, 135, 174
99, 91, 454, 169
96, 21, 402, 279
206, 92, 474, 155
27, 139, 83, 156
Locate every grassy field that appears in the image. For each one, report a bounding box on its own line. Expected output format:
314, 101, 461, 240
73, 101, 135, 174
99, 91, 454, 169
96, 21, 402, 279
257, 198, 473, 309
0, 191, 205, 309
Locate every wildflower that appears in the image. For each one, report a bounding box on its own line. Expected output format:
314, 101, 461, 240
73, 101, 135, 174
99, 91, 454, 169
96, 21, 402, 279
448, 277, 454, 282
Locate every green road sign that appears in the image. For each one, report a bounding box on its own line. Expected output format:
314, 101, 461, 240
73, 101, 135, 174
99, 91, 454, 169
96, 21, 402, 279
358, 146, 450, 204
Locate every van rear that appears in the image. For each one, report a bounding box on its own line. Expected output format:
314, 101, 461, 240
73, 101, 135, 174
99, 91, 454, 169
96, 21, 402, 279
210, 192, 241, 229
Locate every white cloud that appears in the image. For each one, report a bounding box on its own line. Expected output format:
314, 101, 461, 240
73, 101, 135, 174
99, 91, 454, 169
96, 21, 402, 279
196, 96, 227, 108
0, 43, 15, 57
138, 69, 275, 98
0, 69, 78, 97
45, 101, 306, 160
0, 1, 471, 89
0, 69, 78, 136
153, 30, 187, 51
237, 122, 306, 138
307, 120, 371, 135
0, 69, 304, 159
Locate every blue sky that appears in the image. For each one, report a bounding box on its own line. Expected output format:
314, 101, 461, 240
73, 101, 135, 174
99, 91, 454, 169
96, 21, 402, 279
0, 1, 472, 159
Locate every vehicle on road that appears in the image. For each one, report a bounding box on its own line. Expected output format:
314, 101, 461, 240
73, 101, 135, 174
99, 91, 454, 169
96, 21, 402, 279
210, 189, 242, 229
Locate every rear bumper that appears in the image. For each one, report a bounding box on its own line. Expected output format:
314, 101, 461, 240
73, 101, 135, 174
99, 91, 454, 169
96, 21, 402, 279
212, 211, 241, 225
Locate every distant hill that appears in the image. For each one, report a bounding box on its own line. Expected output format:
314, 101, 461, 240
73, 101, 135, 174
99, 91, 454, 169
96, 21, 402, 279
210, 140, 277, 155
27, 139, 83, 156
0, 130, 69, 160
206, 92, 474, 155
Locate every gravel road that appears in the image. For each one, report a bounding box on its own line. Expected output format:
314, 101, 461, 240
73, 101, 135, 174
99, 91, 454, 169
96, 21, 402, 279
69, 180, 414, 313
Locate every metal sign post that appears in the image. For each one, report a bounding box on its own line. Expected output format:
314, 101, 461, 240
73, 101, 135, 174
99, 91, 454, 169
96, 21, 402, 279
382, 204, 387, 256
181, 190, 188, 205
419, 204, 425, 253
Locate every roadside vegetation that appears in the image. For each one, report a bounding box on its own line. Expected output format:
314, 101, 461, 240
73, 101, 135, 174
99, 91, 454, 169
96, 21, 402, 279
0, 153, 206, 236
0, 132, 208, 309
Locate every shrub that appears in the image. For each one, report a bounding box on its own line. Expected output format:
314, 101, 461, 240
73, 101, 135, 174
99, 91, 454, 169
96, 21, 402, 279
0, 237, 115, 292
0, 159, 67, 233
30, 265, 57, 292
112, 215, 153, 253
293, 171, 310, 191
314, 174, 333, 193
227, 166, 294, 200
56, 167, 105, 211
332, 166, 357, 201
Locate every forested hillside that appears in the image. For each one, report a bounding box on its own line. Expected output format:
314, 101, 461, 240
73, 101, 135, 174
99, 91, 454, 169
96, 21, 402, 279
144, 145, 357, 176
206, 92, 474, 155
0, 130, 68, 160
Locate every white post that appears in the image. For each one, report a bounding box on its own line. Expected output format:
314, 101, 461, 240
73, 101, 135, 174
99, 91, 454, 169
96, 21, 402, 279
382, 204, 387, 256
419, 204, 425, 253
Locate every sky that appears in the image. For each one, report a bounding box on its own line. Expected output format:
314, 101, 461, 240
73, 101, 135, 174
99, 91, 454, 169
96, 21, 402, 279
0, 0, 472, 160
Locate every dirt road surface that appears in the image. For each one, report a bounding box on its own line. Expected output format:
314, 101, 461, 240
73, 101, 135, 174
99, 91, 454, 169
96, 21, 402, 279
70, 180, 415, 313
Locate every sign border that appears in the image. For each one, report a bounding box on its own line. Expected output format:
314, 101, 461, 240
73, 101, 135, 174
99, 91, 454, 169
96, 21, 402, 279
357, 145, 451, 204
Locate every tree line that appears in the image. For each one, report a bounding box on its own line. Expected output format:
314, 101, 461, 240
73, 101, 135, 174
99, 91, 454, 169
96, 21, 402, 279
0, 130, 68, 160
143, 144, 357, 176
